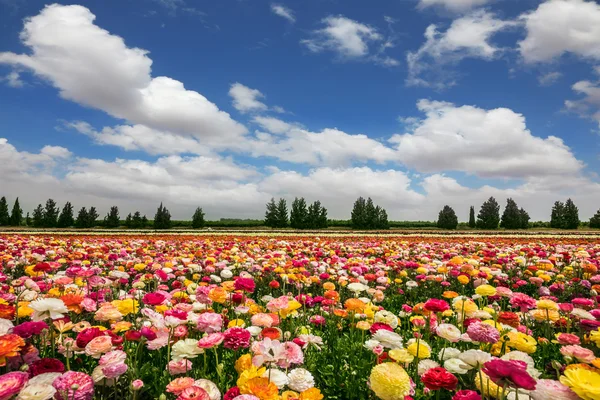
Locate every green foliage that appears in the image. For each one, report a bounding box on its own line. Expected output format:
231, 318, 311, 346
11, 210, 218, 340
32, 204, 44, 227
153, 203, 172, 229
88, 207, 99, 228
43, 199, 59, 228
276, 198, 289, 228
125, 213, 133, 228
290, 197, 308, 229
500, 198, 522, 229
590, 209, 600, 229
437, 205, 458, 229
130, 212, 144, 229
57, 202, 75, 228
550, 201, 564, 229
0, 197, 10, 226
264, 198, 278, 228
76, 207, 89, 228
192, 207, 205, 229
10, 198, 22, 226
519, 208, 530, 229
563, 198, 579, 229
468, 206, 476, 228
477, 196, 500, 229
25, 212, 30, 227
104, 206, 121, 228
351, 197, 389, 229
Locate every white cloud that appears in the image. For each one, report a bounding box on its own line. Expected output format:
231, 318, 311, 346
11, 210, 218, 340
0, 4, 246, 142
0, 138, 66, 183
407, 10, 514, 88
390, 99, 583, 178
301, 16, 399, 66
538, 71, 562, 86
40, 145, 72, 159
229, 83, 268, 114
519, 0, 600, 63
2, 71, 23, 87
417, 0, 492, 13
252, 116, 294, 134
565, 78, 600, 126
271, 4, 295, 23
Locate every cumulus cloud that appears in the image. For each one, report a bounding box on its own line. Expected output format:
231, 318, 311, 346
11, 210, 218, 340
271, 4, 295, 23
519, 0, 600, 63
390, 99, 583, 178
301, 16, 399, 66
0, 4, 246, 142
229, 83, 269, 114
565, 78, 600, 126
407, 10, 514, 88
251, 116, 294, 134
417, 0, 492, 13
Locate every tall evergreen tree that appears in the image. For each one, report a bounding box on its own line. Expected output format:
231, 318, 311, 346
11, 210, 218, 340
10, 198, 22, 226
307, 201, 321, 229
141, 215, 148, 228
125, 213, 133, 228
276, 198, 288, 228
131, 212, 143, 229
377, 207, 389, 230
43, 199, 59, 228
76, 207, 89, 228
590, 209, 600, 229
437, 205, 458, 229
318, 204, 328, 229
351, 197, 367, 229
290, 198, 308, 229
468, 206, 476, 228
477, 197, 500, 229
264, 198, 278, 228
550, 201, 565, 229
192, 207, 205, 229
519, 208, 530, 229
57, 202, 75, 228
563, 198, 580, 229
0, 197, 9, 226
104, 206, 120, 228
87, 207, 99, 228
25, 212, 30, 227
500, 198, 521, 229
154, 203, 171, 229
365, 198, 377, 229
32, 204, 44, 227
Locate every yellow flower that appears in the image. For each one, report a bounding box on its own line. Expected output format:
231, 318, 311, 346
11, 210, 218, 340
453, 298, 478, 315
388, 348, 414, 364
475, 371, 502, 399
228, 319, 246, 328
356, 321, 372, 331
475, 284, 496, 297
300, 388, 324, 400
280, 300, 302, 318
111, 299, 139, 316
133, 263, 146, 271
17, 302, 33, 318
506, 331, 537, 354
530, 309, 560, 322
560, 367, 600, 400
235, 354, 253, 374
407, 342, 431, 359
239, 377, 279, 400
589, 329, 600, 348
282, 391, 300, 400
458, 275, 470, 285
537, 299, 559, 311
369, 363, 411, 400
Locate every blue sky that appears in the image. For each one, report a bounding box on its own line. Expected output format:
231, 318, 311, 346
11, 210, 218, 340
1, 0, 600, 220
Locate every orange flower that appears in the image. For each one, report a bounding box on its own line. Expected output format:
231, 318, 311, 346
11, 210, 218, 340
322, 282, 335, 291
323, 290, 339, 302
442, 291, 459, 299
282, 391, 300, 400
235, 354, 252, 374
261, 327, 282, 340
208, 287, 227, 304
240, 377, 279, 400
0, 304, 15, 320
333, 309, 348, 318
300, 388, 324, 400
344, 298, 366, 313
0, 334, 25, 367
61, 293, 84, 313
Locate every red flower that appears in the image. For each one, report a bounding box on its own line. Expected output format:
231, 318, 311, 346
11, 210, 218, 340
75, 328, 104, 348
223, 387, 240, 400
423, 299, 450, 313
29, 358, 65, 377
421, 367, 458, 391
234, 277, 255, 293
482, 359, 536, 390
223, 327, 250, 350
369, 323, 393, 334
142, 292, 166, 306
452, 390, 481, 400
269, 280, 280, 289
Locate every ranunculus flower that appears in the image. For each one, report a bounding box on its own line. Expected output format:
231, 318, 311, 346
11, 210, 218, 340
421, 367, 458, 391
482, 359, 536, 390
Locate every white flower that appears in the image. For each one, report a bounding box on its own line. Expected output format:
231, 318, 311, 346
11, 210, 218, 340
262, 369, 289, 389
571, 308, 595, 320
171, 339, 204, 361
29, 298, 69, 321
458, 349, 492, 370
418, 360, 440, 376
27, 373, 62, 387
0, 318, 14, 335
17, 384, 57, 400
220, 269, 233, 279
436, 324, 461, 342
194, 379, 220, 400
374, 310, 398, 329
297, 334, 324, 350
210, 275, 222, 283
347, 283, 368, 294
247, 326, 262, 337
363, 340, 381, 350
287, 368, 315, 392
372, 330, 403, 349
438, 347, 461, 361
444, 358, 469, 374
406, 281, 418, 289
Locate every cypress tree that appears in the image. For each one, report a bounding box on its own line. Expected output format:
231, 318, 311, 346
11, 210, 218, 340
57, 202, 75, 228
290, 198, 308, 229
76, 207, 89, 228
590, 209, 600, 229
550, 201, 564, 229
10, 198, 22, 226
192, 207, 205, 229
468, 206, 476, 228
125, 213, 133, 228
87, 207, 99, 228
132, 211, 143, 229
318, 204, 328, 229
477, 197, 500, 229
365, 198, 377, 229
43, 199, 59, 228
141, 215, 148, 228
154, 203, 171, 229
351, 197, 367, 229
104, 206, 120, 228
0, 197, 9, 226
25, 212, 30, 226
307, 201, 321, 229
563, 198, 579, 229
276, 198, 288, 228
264, 198, 278, 228
519, 208, 530, 229
437, 205, 458, 229
500, 198, 521, 229
32, 204, 44, 227
377, 207, 389, 229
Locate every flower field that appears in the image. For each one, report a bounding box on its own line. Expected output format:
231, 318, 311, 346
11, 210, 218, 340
0, 234, 599, 400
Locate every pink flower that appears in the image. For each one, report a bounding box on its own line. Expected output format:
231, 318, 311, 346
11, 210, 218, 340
53, 371, 95, 400
102, 362, 128, 379
267, 296, 289, 313
510, 293, 537, 312
168, 359, 193, 375
277, 342, 304, 368
196, 313, 223, 334
197, 333, 224, 349
482, 359, 536, 390
143, 292, 167, 306
166, 377, 195, 395
530, 379, 579, 400
80, 298, 97, 312
560, 345, 596, 363
177, 386, 210, 400
0, 372, 28, 400
452, 390, 481, 400
132, 379, 144, 390
223, 327, 250, 350
424, 299, 450, 313
556, 333, 580, 345
234, 278, 255, 293
466, 322, 500, 344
